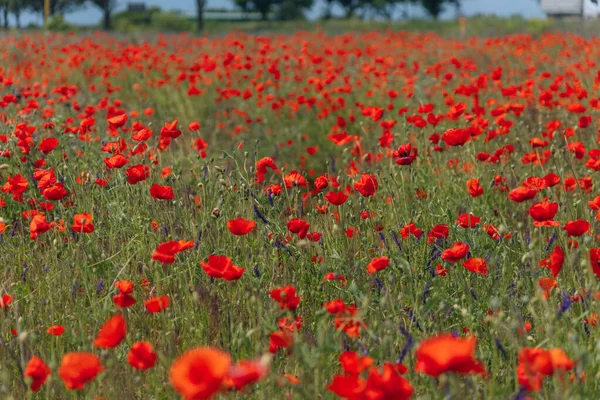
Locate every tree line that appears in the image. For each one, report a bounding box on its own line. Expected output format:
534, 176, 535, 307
0, 0, 459, 31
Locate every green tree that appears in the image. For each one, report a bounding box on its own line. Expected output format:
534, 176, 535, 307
233, 0, 278, 21
88, 0, 118, 30
195, 0, 205, 31
276, 0, 313, 20
321, 0, 334, 19
367, 0, 416, 20
8, 0, 26, 28
234, 0, 252, 14
26, 0, 86, 18
420, 0, 458, 19
0, 0, 8, 29
336, 0, 364, 18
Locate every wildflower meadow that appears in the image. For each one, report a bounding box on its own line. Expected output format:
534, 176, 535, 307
0, 30, 599, 399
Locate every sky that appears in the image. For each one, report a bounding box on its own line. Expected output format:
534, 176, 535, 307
13, 0, 600, 27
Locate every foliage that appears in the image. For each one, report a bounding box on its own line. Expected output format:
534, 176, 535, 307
44, 14, 76, 31
112, 7, 194, 33
88, 0, 118, 30
233, 0, 313, 20
420, 0, 458, 19
151, 11, 195, 32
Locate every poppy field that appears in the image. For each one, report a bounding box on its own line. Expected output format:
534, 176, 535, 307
1, 30, 600, 399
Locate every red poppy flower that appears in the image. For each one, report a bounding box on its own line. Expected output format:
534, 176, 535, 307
415, 334, 486, 377
527, 201, 559, 226
466, 178, 484, 197
367, 256, 390, 274
0, 294, 13, 309
283, 170, 308, 188
160, 120, 182, 138
462, 258, 489, 275
393, 143, 417, 165
314, 175, 329, 191
42, 183, 68, 201
563, 219, 590, 236
287, 218, 310, 239
104, 154, 129, 170
516, 347, 574, 392
47, 324, 65, 336
169, 347, 231, 400
428, 224, 449, 244
456, 213, 481, 228
255, 157, 277, 183
126, 164, 150, 184
1, 174, 28, 201
589, 248, 600, 278
442, 128, 470, 146
200, 255, 245, 280
72, 213, 94, 233
108, 114, 128, 129
268, 330, 294, 353
29, 214, 54, 240
93, 314, 126, 348
145, 296, 170, 313
325, 191, 349, 206
441, 242, 469, 262
149, 184, 174, 200
151, 240, 186, 264
400, 222, 423, 239
269, 285, 301, 310
508, 186, 537, 202
39, 138, 59, 154
131, 128, 152, 141
353, 174, 378, 197
58, 352, 104, 390
339, 351, 373, 376
539, 246, 564, 277
227, 218, 256, 236
128, 341, 157, 370
25, 356, 51, 392
113, 293, 136, 308
227, 357, 269, 391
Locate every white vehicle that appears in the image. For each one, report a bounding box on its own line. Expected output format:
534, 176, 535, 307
540, 0, 584, 17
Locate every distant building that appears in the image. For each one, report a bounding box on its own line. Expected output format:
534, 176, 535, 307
127, 2, 147, 13
540, 0, 584, 18
204, 10, 264, 21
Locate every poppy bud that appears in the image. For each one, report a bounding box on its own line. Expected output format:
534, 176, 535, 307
212, 208, 220, 218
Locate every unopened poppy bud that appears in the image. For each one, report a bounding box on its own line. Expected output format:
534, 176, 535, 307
0, 164, 8, 170
197, 182, 203, 188
214, 165, 224, 173
19, 331, 28, 343
211, 208, 220, 218
219, 179, 227, 186
332, 224, 340, 235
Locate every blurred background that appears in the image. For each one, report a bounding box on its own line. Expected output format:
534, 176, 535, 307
1, 0, 599, 34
